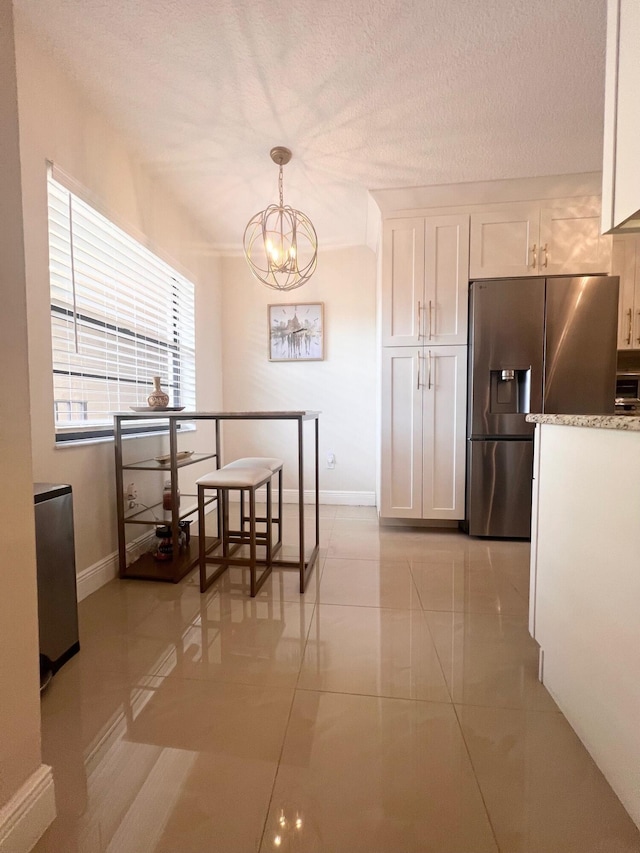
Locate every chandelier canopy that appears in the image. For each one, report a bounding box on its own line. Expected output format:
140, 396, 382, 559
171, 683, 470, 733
243, 147, 318, 291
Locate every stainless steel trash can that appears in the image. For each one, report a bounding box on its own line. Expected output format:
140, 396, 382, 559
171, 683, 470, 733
33, 484, 80, 679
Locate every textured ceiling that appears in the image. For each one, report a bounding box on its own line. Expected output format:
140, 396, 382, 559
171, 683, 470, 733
14, 0, 607, 250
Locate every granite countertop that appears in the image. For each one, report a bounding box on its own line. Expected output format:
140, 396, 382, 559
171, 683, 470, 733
526, 414, 640, 431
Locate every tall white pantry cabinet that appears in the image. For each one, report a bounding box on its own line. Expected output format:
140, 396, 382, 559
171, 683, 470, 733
380, 215, 469, 520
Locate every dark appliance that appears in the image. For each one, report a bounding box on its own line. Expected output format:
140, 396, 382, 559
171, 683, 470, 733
33, 483, 80, 680
615, 372, 640, 413
466, 276, 619, 538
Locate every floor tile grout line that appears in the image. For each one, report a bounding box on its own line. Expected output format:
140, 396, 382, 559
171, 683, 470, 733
420, 601, 454, 705
451, 700, 503, 853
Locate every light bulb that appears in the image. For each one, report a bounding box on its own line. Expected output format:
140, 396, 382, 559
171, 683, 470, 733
295, 817, 303, 829
274, 835, 282, 847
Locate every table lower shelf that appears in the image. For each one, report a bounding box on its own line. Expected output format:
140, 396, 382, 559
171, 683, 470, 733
119, 537, 319, 590
119, 535, 218, 583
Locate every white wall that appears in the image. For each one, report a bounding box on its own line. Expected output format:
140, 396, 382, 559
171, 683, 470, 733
14, 18, 223, 577
0, 0, 52, 839
221, 248, 377, 502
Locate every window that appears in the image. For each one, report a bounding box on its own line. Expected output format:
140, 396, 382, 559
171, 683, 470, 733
47, 172, 196, 441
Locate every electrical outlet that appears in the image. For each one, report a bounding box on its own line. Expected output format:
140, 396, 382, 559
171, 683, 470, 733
326, 452, 336, 469
126, 483, 137, 509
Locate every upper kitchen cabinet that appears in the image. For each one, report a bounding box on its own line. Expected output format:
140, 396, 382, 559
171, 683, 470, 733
602, 0, 640, 234
470, 201, 611, 279
469, 204, 539, 279
611, 234, 640, 348
381, 214, 469, 346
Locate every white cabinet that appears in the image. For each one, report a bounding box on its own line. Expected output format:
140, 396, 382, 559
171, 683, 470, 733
469, 205, 539, 279
602, 0, 640, 233
381, 214, 469, 346
380, 346, 466, 520
470, 202, 611, 279
528, 422, 640, 828
612, 234, 640, 348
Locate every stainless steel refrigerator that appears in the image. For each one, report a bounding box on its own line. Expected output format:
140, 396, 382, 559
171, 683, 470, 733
466, 275, 619, 538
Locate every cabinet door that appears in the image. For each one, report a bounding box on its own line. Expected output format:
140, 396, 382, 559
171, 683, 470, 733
611, 235, 638, 349
424, 214, 469, 345
421, 346, 467, 520
380, 348, 423, 518
381, 218, 425, 346
602, 0, 640, 232
539, 205, 611, 275
469, 206, 539, 279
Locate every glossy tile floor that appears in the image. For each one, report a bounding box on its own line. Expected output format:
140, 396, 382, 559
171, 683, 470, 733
34, 505, 640, 852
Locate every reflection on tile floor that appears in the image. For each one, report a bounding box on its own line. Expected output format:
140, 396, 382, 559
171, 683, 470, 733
34, 510, 640, 852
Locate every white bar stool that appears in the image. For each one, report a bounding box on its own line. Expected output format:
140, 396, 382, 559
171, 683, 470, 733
196, 466, 273, 596
224, 457, 284, 553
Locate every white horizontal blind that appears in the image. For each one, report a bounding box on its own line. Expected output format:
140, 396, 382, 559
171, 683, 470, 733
48, 176, 196, 439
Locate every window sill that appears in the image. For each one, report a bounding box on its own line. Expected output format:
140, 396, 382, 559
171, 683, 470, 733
54, 423, 197, 448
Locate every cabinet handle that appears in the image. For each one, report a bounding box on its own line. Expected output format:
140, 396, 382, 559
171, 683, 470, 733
417, 351, 421, 390
429, 300, 433, 340
531, 243, 537, 269
627, 308, 633, 345
636, 311, 640, 345
542, 243, 548, 268
417, 301, 423, 339
427, 350, 433, 390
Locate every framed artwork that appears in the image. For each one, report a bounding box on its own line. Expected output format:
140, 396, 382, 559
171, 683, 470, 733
268, 302, 324, 361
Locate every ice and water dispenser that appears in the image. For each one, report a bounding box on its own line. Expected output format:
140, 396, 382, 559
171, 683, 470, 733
489, 368, 531, 415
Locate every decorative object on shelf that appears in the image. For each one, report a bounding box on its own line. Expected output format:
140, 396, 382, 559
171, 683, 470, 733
130, 406, 185, 412
243, 147, 318, 291
153, 524, 187, 561
268, 303, 324, 361
147, 376, 170, 409
162, 480, 180, 511
154, 450, 194, 464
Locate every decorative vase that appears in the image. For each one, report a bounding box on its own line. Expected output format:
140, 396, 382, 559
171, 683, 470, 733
147, 376, 169, 409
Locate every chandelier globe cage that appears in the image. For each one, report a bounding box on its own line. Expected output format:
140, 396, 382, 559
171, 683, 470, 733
243, 147, 318, 292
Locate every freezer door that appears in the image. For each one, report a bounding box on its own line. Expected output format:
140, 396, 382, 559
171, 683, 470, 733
469, 279, 545, 437
544, 276, 619, 414
467, 439, 534, 538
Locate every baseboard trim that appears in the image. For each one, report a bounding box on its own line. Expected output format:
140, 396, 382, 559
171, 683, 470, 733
0, 764, 55, 853
76, 529, 156, 602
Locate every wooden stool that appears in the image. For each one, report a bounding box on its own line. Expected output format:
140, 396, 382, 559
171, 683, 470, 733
224, 457, 284, 553
196, 466, 273, 597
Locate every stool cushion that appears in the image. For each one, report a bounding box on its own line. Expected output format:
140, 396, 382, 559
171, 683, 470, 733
196, 467, 273, 489
225, 457, 283, 472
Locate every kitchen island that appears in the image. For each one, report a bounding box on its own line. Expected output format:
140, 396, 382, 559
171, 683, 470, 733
527, 413, 640, 829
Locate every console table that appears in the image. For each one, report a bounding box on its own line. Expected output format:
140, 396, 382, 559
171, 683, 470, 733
113, 411, 320, 593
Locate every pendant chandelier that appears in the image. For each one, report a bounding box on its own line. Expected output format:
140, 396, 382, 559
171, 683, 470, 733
243, 147, 318, 291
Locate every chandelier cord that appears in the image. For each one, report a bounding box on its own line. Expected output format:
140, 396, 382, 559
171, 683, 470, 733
278, 164, 284, 208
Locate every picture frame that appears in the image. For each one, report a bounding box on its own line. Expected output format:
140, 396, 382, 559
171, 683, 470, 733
268, 302, 324, 361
